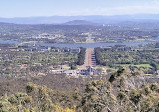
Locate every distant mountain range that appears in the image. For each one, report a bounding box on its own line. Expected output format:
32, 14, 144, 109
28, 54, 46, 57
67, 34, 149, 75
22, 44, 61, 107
0, 14, 159, 25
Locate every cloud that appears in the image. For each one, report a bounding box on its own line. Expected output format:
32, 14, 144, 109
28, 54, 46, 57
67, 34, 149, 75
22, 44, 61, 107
152, 0, 159, 5
59, 1, 159, 16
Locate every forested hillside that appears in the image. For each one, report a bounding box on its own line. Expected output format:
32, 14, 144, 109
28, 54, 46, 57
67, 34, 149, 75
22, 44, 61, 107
1, 68, 159, 112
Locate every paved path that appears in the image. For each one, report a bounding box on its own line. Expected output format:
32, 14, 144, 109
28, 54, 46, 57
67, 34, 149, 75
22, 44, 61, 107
84, 48, 94, 67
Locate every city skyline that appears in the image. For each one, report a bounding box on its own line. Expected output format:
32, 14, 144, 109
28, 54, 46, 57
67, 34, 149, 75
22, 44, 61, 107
0, 0, 159, 18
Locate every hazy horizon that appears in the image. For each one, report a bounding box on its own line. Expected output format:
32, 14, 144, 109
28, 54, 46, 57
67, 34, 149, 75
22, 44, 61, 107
0, 0, 159, 18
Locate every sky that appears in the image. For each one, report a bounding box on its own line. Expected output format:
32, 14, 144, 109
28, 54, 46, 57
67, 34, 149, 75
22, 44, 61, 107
0, 0, 159, 18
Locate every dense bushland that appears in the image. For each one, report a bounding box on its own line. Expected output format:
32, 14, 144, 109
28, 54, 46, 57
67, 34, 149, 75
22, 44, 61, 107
1, 68, 159, 111
77, 47, 86, 65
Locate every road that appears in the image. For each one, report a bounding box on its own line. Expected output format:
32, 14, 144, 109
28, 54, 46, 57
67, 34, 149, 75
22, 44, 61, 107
84, 48, 95, 67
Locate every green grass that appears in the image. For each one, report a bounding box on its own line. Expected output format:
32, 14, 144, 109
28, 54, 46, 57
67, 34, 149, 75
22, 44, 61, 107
132, 64, 152, 68
86, 38, 95, 43
115, 64, 152, 68
107, 68, 118, 73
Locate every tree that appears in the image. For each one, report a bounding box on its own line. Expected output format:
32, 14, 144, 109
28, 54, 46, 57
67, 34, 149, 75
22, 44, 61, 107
78, 79, 117, 112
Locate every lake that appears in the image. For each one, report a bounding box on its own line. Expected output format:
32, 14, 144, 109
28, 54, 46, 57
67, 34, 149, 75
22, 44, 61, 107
0, 37, 159, 48
37, 41, 157, 48
0, 40, 19, 44
37, 37, 159, 48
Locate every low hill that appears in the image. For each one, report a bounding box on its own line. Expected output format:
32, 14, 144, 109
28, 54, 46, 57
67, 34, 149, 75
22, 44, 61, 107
63, 20, 98, 25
